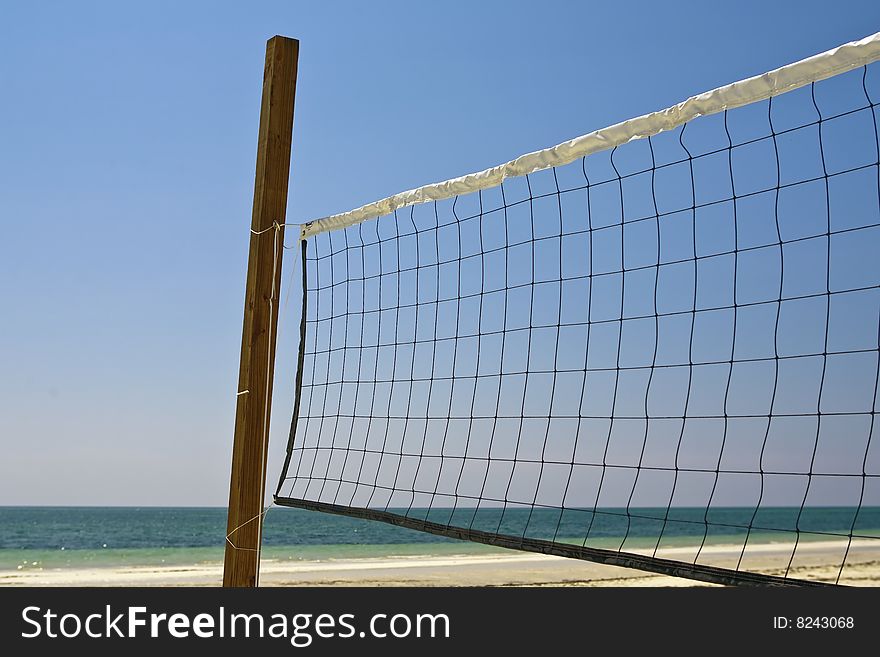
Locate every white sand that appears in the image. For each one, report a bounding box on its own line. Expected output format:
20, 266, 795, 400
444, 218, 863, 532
2, 539, 878, 587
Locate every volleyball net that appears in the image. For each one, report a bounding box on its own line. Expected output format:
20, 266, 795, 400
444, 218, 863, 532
275, 33, 880, 586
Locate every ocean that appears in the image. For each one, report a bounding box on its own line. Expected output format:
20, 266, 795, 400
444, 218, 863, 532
1, 506, 878, 572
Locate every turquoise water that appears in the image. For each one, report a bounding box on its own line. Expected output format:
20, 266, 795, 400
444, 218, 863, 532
1, 506, 878, 571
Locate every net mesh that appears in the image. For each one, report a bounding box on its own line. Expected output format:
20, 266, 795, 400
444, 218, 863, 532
276, 63, 880, 586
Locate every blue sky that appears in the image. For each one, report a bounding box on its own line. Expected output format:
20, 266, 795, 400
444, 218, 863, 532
1, 1, 878, 506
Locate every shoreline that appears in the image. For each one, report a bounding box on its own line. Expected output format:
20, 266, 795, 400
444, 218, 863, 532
2, 539, 877, 587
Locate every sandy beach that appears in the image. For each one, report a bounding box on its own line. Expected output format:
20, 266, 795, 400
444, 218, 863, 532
3, 539, 877, 587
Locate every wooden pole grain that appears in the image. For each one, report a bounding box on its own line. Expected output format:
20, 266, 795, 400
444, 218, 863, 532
223, 35, 298, 588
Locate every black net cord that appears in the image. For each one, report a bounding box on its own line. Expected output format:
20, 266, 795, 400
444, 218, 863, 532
274, 238, 310, 498
274, 495, 836, 587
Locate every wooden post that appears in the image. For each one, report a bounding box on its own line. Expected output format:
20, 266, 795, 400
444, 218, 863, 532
223, 35, 299, 588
